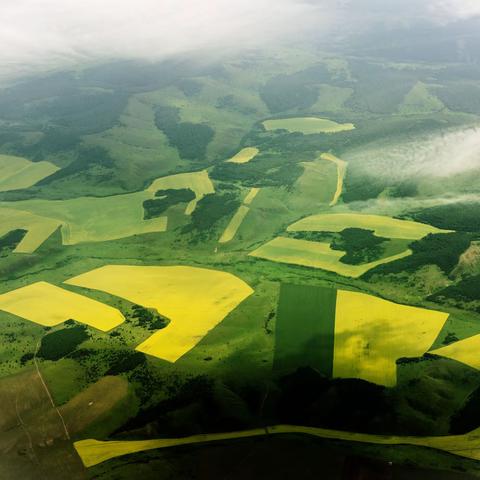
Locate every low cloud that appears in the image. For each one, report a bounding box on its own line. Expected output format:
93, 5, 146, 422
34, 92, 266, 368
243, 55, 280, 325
344, 126, 480, 181
429, 0, 480, 20
0, 0, 336, 82
1, 0, 478, 82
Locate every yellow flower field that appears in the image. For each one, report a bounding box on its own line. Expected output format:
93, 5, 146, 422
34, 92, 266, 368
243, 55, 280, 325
430, 333, 480, 370
287, 213, 451, 240
334, 290, 449, 386
320, 153, 347, 206
0, 207, 62, 253
226, 147, 259, 164
262, 117, 355, 134
288, 213, 451, 240
0, 281, 124, 330
249, 236, 412, 278
65, 265, 254, 361
75, 423, 480, 468
146, 170, 214, 214
0, 154, 59, 192
0, 170, 214, 250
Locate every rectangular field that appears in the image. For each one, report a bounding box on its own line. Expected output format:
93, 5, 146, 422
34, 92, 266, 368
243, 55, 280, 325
274, 283, 336, 376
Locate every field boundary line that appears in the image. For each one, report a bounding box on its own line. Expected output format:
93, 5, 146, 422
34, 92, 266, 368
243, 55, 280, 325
34, 338, 71, 440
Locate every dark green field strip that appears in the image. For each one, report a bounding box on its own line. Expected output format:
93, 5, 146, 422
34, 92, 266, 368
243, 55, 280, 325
273, 283, 336, 376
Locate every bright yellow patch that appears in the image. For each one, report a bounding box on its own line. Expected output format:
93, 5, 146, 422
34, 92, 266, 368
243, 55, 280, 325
65, 265, 253, 362
226, 147, 259, 164
320, 153, 347, 206
288, 213, 451, 240
0, 281, 124, 330
262, 117, 355, 134
0, 154, 59, 192
334, 290, 448, 386
243, 187, 260, 205
249, 237, 412, 278
75, 423, 480, 468
430, 334, 480, 370
147, 170, 214, 214
0, 207, 61, 253
219, 206, 250, 244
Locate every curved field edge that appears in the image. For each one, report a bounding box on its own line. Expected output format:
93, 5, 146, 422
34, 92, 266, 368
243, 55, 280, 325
0, 169, 213, 250
288, 213, 453, 240
65, 265, 254, 362
74, 423, 480, 468
320, 153, 347, 206
249, 237, 413, 278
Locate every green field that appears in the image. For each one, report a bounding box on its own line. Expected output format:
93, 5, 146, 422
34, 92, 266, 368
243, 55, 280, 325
274, 283, 336, 376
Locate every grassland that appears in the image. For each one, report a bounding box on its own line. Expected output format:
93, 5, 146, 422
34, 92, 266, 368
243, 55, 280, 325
262, 117, 355, 134
274, 284, 336, 376
334, 290, 449, 386
249, 237, 413, 278
0, 207, 61, 253
65, 265, 254, 362
84, 94, 185, 193
0, 170, 213, 248
226, 147, 259, 164
288, 213, 451, 240
0, 154, 59, 192
74, 423, 480, 468
0, 281, 124, 330
399, 82, 445, 115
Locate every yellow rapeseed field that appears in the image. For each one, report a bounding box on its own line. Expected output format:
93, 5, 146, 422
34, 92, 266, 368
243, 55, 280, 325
320, 153, 347, 206
288, 213, 451, 240
430, 334, 480, 370
0, 281, 124, 330
262, 117, 355, 134
219, 206, 250, 244
65, 265, 254, 361
248, 237, 412, 278
243, 187, 260, 205
219, 188, 260, 243
0, 154, 59, 192
74, 423, 480, 468
334, 290, 449, 386
226, 147, 259, 164
147, 170, 214, 214
0, 207, 62, 253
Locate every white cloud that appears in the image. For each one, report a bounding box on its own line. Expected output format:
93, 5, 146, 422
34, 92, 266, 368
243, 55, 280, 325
0, 0, 334, 81
429, 0, 480, 20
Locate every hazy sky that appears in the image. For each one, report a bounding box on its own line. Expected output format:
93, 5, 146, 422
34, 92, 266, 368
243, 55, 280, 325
0, 0, 478, 81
